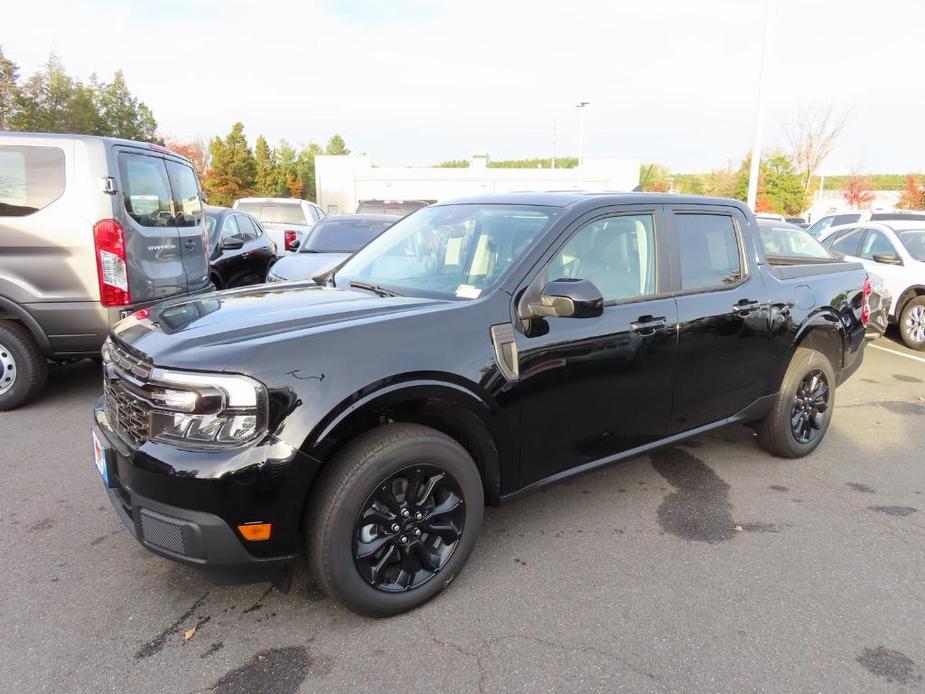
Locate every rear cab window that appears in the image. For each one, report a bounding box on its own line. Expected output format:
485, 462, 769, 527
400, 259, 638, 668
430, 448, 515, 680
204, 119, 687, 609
238, 202, 307, 226
756, 224, 831, 261
674, 213, 743, 291
0, 145, 66, 216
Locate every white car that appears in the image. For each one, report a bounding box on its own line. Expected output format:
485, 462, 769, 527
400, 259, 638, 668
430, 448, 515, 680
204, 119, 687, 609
806, 209, 925, 238
233, 197, 326, 254
819, 221, 925, 349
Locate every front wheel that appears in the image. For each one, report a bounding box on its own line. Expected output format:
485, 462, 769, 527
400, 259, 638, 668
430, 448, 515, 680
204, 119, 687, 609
899, 297, 925, 351
307, 423, 484, 617
755, 348, 836, 458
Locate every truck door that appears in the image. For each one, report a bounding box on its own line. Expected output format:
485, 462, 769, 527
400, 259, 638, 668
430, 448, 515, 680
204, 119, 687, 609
514, 207, 678, 486
666, 206, 773, 433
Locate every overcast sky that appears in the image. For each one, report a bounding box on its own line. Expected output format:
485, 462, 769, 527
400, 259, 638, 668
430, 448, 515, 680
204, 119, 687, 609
5, 0, 923, 173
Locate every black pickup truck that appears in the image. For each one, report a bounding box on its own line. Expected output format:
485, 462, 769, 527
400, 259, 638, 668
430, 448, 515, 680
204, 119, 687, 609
92, 193, 870, 616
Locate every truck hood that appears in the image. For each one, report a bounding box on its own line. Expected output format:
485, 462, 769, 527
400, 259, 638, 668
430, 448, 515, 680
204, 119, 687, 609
112, 283, 444, 370
268, 252, 351, 281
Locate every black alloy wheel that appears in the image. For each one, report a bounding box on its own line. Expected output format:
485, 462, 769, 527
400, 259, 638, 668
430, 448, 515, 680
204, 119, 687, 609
790, 369, 829, 444
354, 465, 465, 592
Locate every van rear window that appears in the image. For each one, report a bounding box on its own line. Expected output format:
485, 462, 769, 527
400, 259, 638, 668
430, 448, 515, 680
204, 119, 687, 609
118, 153, 174, 227
0, 145, 65, 217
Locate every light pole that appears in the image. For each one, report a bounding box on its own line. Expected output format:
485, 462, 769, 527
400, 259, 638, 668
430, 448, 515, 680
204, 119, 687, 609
576, 101, 590, 169
746, 0, 771, 210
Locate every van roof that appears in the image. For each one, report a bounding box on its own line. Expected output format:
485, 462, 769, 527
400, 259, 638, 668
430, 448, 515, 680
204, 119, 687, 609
0, 131, 192, 165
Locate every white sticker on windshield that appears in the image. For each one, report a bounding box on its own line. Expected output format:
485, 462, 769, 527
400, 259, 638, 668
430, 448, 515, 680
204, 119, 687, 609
456, 284, 481, 299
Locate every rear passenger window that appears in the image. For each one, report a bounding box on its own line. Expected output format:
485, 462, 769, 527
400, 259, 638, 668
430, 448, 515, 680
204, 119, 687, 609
676, 214, 742, 290
119, 154, 173, 227
164, 160, 202, 228
828, 229, 862, 256
548, 214, 656, 302
0, 145, 65, 217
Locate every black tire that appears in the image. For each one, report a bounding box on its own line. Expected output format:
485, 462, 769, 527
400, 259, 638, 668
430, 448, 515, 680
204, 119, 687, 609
898, 296, 925, 351
756, 347, 836, 458
307, 423, 484, 617
0, 320, 48, 411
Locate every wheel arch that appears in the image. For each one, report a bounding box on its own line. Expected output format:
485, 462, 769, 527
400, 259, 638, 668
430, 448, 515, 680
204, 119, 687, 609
895, 285, 925, 318
301, 379, 507, 507
784, 312, 847, 387
0, 297, 53, 355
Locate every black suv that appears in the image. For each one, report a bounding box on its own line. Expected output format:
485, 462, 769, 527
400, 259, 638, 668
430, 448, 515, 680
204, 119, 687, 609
92, 193, 868, 616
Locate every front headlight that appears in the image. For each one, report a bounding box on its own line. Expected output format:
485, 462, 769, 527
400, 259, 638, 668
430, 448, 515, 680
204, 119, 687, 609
147, 368, 268, 447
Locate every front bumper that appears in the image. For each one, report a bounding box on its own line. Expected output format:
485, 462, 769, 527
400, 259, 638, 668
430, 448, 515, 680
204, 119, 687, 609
93, 396, 318, 584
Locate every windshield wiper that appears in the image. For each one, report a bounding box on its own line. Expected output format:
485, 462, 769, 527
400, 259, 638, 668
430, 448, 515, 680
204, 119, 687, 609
349, 280, 402, 297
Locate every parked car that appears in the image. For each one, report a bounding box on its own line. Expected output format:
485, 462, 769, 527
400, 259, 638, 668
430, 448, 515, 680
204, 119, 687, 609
806, 209, 925, 238
356, 199, 429, 216
233, 197, 325, 254
818, 221, 925, 348
205, 206, 277, 289
93, 192, 869, 616
0, 132, 212, 410
755, 220, 889, 339
266, 214, 395, 283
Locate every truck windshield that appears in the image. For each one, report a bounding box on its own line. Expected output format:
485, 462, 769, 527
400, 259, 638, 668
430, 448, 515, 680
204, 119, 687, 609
334, 204, 560, 299
897, 230, 925, 261
757, 224, 831, 259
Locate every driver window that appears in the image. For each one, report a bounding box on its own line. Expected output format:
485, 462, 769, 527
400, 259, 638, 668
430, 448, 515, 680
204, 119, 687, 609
548, 214, 656, 302
221, 215, 243, 242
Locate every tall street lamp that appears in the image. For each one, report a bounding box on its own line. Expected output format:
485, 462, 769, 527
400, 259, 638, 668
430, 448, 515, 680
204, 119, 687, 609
747, 0, 772, 210
576, 101, 590, 169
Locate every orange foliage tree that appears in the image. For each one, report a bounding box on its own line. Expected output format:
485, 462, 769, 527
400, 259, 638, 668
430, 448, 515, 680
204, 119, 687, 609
842, 173, 875, 209
165, 139, 206, 177
897, 175, 924, 210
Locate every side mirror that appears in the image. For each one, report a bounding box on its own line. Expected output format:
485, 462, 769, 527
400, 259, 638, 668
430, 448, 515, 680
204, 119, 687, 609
530, 278, 603, 319
221, 236, 244, 250
289, 239, 300, 251
872, 252, 902, 266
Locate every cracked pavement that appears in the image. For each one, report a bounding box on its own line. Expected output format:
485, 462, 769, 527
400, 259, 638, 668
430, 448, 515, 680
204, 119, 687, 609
1, 332, 923, 692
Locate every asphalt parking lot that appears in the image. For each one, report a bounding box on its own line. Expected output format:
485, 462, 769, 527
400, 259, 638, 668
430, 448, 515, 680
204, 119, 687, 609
1, 333, 923, 693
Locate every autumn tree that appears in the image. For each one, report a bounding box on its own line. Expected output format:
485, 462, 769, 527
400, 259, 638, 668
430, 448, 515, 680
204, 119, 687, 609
783, 104, 851, 197
203, 122, 256, 206
842, 171, 875, 209
285, 171, 304, 198
326, 134, 350, 155
639, 163, 671, 192
165, 139, 207, 177
897, 175, 924, 210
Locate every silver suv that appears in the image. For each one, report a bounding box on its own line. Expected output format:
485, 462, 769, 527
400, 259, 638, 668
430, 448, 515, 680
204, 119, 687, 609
0, 132, 212, 409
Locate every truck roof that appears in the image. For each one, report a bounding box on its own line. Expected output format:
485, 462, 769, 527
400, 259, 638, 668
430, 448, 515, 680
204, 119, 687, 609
437, 190, 749, 209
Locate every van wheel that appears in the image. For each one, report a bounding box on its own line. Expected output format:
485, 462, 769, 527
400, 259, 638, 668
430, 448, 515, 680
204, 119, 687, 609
755, 348, 835, 458
307, 423, 484, 617
0, 321, 48, 411
899, 296, 925, 351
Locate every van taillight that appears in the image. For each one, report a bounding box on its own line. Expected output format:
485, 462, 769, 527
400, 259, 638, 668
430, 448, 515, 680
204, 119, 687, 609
93, 219, 131, 307
284, 230, 297, 250
861, 276, 871, 326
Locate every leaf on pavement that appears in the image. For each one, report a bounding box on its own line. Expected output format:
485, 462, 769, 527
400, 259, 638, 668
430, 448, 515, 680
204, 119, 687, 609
184, 626, 197, 640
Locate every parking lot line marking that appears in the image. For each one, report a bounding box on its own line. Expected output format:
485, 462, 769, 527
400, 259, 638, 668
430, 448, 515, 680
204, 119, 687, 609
869, 343, 925, 365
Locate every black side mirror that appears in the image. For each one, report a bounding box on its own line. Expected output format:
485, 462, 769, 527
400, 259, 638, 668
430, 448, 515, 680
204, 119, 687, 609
872, 252, 902, 266
221, 236, 244, 250
289, 239, 300, 251
530, 278, 603, 318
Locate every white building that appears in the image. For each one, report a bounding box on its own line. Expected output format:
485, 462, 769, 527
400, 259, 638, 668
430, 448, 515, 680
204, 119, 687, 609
315, 154, 640, 214
806, 189, 902, 222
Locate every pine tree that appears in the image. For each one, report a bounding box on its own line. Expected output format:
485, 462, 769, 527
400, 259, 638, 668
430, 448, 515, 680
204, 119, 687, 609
325, 134, 350, 155
254, 135, 278, 196
0, 46, 20, 130
203, 123, 256, 206
97, 70, 157, 140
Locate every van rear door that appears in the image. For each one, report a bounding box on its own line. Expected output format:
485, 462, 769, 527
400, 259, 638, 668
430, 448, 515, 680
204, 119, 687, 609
164, 157, 210, 292
115, 149, 187, 302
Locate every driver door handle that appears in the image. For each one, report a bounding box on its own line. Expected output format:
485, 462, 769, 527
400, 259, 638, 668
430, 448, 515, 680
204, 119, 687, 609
732, 299, 760, 315
630, 315, 667, 335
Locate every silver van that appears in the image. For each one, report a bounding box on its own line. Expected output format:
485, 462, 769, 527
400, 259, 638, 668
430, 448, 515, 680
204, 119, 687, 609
0, 132, 212, 410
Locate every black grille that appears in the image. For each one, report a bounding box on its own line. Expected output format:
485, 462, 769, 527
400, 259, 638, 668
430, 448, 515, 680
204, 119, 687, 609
140, 510, 186, 555
103, 343, 154, 447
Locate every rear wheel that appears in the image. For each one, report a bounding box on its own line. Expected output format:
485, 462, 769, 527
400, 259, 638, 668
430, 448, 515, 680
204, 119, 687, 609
0, 321, 48, 411
756, 347, 835, 458
307, 423, 483, 617
899, 296, 925, 351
